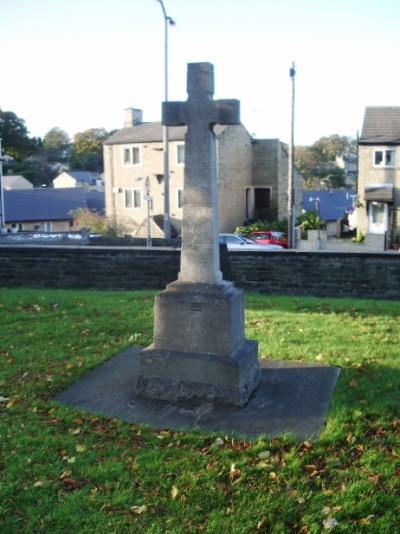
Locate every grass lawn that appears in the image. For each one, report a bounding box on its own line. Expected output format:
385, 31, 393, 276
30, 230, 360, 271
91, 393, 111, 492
0, 288, 399, 533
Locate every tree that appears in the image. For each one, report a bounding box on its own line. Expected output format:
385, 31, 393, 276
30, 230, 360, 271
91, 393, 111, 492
72, 208, 111, 234
43, 127, 70, 162
70, 128, 109, 172
295, 134, 356, 190
0, 109, 37, 159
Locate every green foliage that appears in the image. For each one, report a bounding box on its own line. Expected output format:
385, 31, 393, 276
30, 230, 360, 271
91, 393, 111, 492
43, 127, 70, 162
295, 134, 356, 190
352, 232, 365, 243
1, 289, 400, 532
0, 108, 38, 160
296, 210, 326, 230
70, 128, 109, 172
71, 208, 111, 235
236, 219, 288, 236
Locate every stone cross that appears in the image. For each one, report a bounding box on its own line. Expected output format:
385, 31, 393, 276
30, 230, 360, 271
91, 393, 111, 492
163, 62, 240, 284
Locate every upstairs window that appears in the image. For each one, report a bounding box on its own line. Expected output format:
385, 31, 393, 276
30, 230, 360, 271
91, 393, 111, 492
123, 146, 141, 166
374, 149, 395, 167
177, 188, 183, 209
124, 189, 141, 208
176, 144, 185, 165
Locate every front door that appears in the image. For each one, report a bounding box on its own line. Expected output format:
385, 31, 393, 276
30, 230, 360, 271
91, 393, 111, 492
368, 202, 388, 234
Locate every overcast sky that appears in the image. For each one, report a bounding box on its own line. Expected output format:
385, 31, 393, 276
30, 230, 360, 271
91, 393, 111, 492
1, 0, 399, 145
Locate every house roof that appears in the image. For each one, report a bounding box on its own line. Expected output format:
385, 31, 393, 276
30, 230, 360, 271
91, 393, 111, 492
303, 190, 356, 222
2, 175, 33, 189
359, 107, 400, 144
4, 188, 105, 223
104, 122, 227, 145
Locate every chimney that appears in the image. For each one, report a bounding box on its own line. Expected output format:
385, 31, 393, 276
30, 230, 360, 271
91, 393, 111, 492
124, 108, 143, 128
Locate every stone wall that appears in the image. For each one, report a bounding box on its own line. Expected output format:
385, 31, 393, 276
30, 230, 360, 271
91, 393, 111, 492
1, 246, 400, 299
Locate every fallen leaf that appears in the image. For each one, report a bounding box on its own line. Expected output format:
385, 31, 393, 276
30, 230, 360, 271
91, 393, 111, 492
257, 518, 266, 530
268, 471, 277, 481
368, 474, 380, 485
214, 437, 224, 446
257, 450, 271, 460
33, 480, 45, 487
323, 517, 339, 530
76, 444, 86, 453
229, 463, 242, 482
0, 396, 9, 403
131, 505, 147, 514
171, 485, 179, 500
59, 470, 72, 480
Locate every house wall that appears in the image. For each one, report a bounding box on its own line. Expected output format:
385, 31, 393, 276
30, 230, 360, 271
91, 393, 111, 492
217, 125, 252, 232
53, 173, 78, 189
251, 140, 303, 222
104, 139, 185, 236
1, 245, 400, 300
357, 145, 400, 236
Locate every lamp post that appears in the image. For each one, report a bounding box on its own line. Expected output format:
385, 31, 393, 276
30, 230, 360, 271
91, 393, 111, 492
155, 0, 175, 240
0, 138, 6, 232
136, 176, 152, 248
288, 62, 296, 249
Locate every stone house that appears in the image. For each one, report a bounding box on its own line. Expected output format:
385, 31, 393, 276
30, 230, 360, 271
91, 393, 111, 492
3, 187, 104, 232
103, 108, 302, 236
357, 107, 400, 244
53, 171, 104, 191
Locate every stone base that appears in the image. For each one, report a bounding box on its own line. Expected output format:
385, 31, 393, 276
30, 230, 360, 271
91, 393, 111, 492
134, 340, 260, 407
55, 348, 341, 440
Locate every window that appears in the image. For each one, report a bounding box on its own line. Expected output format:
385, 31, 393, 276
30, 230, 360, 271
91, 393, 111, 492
176, 144, 185, 165
177, 188, 183, 209
374, 149, 395, 167
123, 146, 141, 166
156, 174, 164, 185
124, 189, 141, 208
132, 147, 140, 165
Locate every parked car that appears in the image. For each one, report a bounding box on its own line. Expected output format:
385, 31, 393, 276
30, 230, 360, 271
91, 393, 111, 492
219, 233, 283, 251
249, 231, 288, 248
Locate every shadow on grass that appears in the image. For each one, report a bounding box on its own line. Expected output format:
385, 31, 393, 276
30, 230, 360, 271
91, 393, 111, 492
245, 293, 400, 318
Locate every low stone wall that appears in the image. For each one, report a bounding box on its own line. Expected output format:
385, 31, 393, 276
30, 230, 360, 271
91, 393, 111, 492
0, 245, 399, 299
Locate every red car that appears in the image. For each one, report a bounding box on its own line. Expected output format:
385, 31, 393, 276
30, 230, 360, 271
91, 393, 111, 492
249, 231, 288, 248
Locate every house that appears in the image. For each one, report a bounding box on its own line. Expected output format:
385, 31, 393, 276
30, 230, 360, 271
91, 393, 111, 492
357, 106, 400, 243
2, 187, 104, 232
2, 174, 33, 190
53, 171, 104, 191
103, 108, 303, 236
303, 190, 356, 237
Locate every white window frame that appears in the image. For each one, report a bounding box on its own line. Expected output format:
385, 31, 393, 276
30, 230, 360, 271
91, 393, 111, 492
177, 188, 183, 209
123, 145, 142, 167
124, 188, 142, 208
373, 148, 396, 168
176, 143, 185, 165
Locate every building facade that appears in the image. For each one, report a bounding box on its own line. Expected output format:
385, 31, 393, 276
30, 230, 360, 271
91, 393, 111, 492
357, 107, 400, 243
103, 108, 302, 236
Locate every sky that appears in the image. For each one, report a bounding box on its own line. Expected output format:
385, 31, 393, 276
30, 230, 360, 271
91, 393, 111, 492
1, 0, 400, 146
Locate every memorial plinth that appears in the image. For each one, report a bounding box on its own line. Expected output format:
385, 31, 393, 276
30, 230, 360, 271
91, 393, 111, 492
134, 63, 261, 407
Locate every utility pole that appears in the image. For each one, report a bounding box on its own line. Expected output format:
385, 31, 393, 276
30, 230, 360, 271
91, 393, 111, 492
0, 138, 6, 231
288, 62, 296, 249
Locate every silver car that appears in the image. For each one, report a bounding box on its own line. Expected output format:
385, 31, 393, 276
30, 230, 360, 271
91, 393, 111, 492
219, 233, 284, 251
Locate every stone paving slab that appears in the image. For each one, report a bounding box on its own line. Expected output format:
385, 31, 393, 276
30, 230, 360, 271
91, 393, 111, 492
55, 348, 340, 440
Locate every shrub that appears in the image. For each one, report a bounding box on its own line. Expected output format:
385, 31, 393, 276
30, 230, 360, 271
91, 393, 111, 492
235, 219, 288, 236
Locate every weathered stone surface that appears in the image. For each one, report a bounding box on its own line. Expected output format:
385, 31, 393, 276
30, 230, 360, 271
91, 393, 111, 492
135, 340, 260, 407
55, 348, 341, 440
131, 62, 260, 406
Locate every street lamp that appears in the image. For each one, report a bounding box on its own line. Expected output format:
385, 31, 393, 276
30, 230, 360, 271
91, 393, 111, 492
136, 176, 152, 248
155, 0, 175, 240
